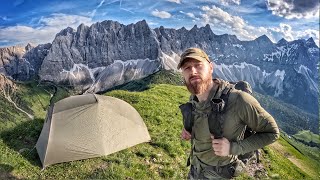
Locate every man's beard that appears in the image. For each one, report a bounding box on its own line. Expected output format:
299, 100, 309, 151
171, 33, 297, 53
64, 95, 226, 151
184, 75, 212, 95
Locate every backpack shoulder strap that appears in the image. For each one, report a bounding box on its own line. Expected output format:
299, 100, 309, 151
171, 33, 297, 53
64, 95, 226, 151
219, 84, 234, 112
208, 84, 234, 138
210, 83, 234, 112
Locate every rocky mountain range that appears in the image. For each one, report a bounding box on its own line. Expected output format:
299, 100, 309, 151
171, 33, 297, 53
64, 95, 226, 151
0, 19, 318, 115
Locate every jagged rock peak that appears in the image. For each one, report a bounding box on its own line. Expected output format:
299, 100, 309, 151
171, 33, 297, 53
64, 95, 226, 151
135, 19, 148, 26
217, 34, 239, 42
306, 37, 317, 47
191, 24, 198, 31
256, 34, 270, 41
0, 45, 26, 56
178, 26, 187, 31
56, 27, 75, 37
200, 24, 213, 34
25, 43, 34, 51
307, 37, 314, 42
32, 43, 52, 50
134, 19, 151, 31
256, 34, 273, 44
204, 24, 211, 30
93, 19, 150, 32
277, 38, 288, 45
77, 23, 89, 31
100, 20, 122, 28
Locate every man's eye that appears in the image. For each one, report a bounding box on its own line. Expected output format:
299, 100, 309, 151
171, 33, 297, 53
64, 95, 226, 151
184, 66, 190, 70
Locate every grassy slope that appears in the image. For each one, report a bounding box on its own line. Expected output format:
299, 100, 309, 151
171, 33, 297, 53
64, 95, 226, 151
0, 95, 28, 132
254, 93, 318, 135
0, 83, 191, 179
0, 82, 52, 132
0, 82, 51, 179
264, 135, 319, 179
0, 71, 319, 179
293, 130, 320, 144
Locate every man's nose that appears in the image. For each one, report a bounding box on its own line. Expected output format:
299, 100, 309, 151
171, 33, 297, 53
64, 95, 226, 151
190, 66, 198, 74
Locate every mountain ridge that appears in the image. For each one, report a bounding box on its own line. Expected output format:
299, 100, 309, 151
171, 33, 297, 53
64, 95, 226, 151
0, 19, 318, 115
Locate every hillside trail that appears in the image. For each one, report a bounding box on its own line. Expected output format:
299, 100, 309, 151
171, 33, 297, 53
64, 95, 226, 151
269, 141, 309, 175
2, 90, 34, 119
1, 75, 34, 119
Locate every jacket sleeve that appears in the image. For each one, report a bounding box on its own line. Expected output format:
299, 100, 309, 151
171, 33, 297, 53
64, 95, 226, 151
229, 92, 280, 155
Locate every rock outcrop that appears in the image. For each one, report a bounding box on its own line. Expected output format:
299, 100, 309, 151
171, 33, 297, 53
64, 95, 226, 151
39, 20, 161, 91
0, 43, 51, 80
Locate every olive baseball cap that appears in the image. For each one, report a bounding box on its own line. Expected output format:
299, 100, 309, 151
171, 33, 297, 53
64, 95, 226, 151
177, 48, 210, 69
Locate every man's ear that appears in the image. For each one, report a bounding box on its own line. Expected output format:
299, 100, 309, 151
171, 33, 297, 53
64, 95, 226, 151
209, 62, 214, 73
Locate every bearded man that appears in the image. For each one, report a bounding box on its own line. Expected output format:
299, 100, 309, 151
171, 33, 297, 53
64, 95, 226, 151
178, 48, 279, 179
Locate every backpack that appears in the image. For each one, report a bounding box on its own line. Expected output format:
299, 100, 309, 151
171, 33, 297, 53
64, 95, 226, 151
179, 80, 258, 166
229, 81, 259, 164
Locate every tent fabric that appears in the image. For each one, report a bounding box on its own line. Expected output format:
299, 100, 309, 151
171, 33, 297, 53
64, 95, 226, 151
36, 94, 151, 168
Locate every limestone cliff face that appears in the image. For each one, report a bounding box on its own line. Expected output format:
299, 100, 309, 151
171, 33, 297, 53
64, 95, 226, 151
0, 43, 51, 80
0, 45, 27, 79
39, 20, 161, 91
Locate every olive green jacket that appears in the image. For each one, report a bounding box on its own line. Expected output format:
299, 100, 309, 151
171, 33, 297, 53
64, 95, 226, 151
189, 79, 279, 168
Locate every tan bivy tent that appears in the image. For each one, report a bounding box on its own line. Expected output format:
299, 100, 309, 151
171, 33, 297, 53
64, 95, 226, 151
36, 94, 151, 168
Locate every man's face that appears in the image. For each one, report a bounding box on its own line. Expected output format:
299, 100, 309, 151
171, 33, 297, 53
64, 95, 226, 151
181, 58, 213, 95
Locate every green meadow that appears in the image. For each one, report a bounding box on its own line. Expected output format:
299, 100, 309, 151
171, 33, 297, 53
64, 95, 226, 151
0, 71, 319, 179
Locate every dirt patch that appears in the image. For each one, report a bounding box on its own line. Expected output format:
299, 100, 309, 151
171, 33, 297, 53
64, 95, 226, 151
287, 157, 306, 173
0, 164, 20, 180
269, 142, 309, 175
0, 172, 19, 180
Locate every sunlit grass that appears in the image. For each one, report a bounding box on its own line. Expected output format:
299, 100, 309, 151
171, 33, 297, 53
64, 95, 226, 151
0, 72, 319, 179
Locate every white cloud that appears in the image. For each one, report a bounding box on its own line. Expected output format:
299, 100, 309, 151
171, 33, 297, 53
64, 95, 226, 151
220, 0, 241, 6
166, 0, 181, 4
179, 11, 199, 20
151, 9, 172, 19
279, 23, 294, 41
296, 29, 319, 46
267, 24, 319, 46
200, 5, 320, 45
186, 12, 196, 19
296, 29, 319, 40
38, 13, 93, 27
146, 20, 158, 26
0, 14, 94, 47
200, 5, 271, 40
199, 6, 319, 46
0, 25, 54, 46
267, 0, 320, 19
268, 23, 295, 41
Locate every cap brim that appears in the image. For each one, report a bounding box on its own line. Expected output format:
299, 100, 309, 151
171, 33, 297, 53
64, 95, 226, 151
177, 55, 208, 69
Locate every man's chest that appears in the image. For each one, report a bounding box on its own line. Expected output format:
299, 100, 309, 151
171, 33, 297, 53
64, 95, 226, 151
193, 109, 245, 141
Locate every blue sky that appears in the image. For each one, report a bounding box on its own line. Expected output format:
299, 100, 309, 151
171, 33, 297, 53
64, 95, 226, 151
0, 0, 319, 47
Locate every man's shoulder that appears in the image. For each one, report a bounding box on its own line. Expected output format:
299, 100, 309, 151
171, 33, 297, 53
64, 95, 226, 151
229, 88, 259, 106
